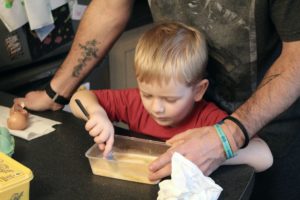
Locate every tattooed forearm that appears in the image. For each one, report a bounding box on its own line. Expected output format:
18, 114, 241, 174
235, 73, 281, 130
246, 73, 280, 108
72, 39, 100, 77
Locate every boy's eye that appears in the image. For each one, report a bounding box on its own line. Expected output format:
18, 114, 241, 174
165, 98, 178, 103
142, 94, 152, 99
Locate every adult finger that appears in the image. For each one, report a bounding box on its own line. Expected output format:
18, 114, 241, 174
149, 147, 174, 173
166, 130, 191, 145
148, 163, 171, 181
13, 97, 26, 108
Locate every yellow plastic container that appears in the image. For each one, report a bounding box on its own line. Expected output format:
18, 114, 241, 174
0, 152, 33, 200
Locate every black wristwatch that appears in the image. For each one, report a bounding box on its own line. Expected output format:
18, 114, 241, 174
45, 83, 70, 105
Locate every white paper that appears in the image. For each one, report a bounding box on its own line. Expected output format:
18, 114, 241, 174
71, 1, 87, 20
0, 0, 28, 32
50, 0, 67, 10
35, 23, 55, 42
157, 152, 223, 200
0, 106, 61, 141
24, 0, 54, 30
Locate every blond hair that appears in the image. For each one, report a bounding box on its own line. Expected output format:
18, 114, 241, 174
134, 22, 207, 86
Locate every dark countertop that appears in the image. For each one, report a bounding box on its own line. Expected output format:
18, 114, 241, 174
0, 91, 254, 200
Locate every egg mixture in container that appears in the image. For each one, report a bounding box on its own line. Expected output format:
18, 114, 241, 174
85, 135, 169, 184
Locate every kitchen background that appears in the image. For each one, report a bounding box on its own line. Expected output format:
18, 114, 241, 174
0, 0, 153, 97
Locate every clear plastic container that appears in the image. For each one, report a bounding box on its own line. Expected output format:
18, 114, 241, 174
85, 135, 169, 184
0, 152, 33, 200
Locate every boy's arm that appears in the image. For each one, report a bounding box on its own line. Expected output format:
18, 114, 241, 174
70, 90, 115, 157
223, 138, 273, 172
14, 0, 134, 111
70, 90, 103, 120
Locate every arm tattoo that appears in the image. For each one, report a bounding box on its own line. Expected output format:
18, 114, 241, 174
250, 73, 281, 108
72, 39, 100, 77
257, 73, 280, 90
237, 73, 281, 124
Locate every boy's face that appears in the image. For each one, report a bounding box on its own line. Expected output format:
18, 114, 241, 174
138, 79, 203, 127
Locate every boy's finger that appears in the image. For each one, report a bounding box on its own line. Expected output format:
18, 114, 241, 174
98, 143, 105, 151
103, 135, 114, 158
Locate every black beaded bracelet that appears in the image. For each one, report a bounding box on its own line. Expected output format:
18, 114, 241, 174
223, 116, 249, 149
45, 83, 70, 105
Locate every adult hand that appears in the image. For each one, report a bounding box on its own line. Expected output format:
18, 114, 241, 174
148, 126, 226, 181
14, 90, 63, 111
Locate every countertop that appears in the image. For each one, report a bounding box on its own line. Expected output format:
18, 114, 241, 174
0, 91, 254, 200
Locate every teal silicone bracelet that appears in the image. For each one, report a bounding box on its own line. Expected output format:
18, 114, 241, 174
214, 124, 235, 159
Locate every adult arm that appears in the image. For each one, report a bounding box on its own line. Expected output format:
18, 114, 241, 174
14, 0, 134, 111
148, 40, 300, 181
233, 41, 300, 136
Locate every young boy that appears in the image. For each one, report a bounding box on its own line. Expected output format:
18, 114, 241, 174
70, 22, 273, 172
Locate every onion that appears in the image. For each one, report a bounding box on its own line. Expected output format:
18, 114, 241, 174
7, 104, 29, 130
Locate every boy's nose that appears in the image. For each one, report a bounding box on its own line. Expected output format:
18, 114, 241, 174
152, 99, 165, 114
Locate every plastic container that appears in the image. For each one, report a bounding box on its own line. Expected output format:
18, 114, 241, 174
0, 152, 33, 200
85, 135, 169, 184
0, 127, 15, 156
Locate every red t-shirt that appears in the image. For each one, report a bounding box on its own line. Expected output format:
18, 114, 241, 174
93, 88, 227, 140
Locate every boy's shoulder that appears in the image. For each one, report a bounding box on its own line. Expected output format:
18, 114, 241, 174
193, 100, 228, 125
196, 100, 228, 116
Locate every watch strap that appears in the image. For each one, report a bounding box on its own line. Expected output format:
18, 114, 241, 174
45, 83, 70, 105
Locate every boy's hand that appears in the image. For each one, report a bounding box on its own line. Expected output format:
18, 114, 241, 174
85, 111, 114, 158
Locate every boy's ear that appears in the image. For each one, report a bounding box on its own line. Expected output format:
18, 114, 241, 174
193, 79, 209, 102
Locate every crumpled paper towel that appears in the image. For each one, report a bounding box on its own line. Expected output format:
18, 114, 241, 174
0, 105, 61, 141
157, 152, 223, 200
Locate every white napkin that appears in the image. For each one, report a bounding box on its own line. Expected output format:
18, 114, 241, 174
0, 106, 61, 141
157, 152, 223, 200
